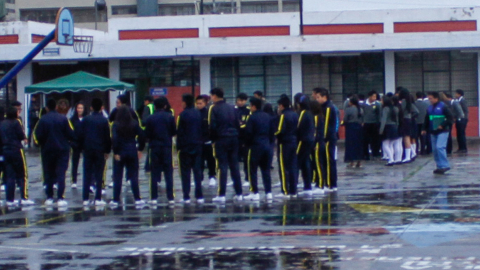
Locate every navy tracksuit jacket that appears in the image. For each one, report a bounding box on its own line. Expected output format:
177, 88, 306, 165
78, 112, 111, 201
245, 110, 274, 194
275, 107, 298, 195
296, 110, 315, 191
208, 99, 242, 197
177, 106, 203, 200
0, 119, 27, 201
145, 109, 176, 201
34, 111, 75, 200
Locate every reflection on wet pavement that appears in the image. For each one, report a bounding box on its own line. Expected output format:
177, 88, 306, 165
0, 146, 480, 268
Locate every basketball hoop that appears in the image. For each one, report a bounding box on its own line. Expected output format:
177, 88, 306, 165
73, 35, 94, 55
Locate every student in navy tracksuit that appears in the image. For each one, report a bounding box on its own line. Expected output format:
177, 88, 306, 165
209, 88, 243, 202
69, 102, 86, 188
295, 95, 316, 196
196, 95, 216, 186
313, 88, 338, 192
177, 94, 203, 203
243, 97, 274, 201
78, 99, 111, 206
275, 95, 299, 198
0, 107, 33, 206
111, 105, 145, 206
34, 99, 75, 206
235, 93, 250, 184
144, 97, 176, 204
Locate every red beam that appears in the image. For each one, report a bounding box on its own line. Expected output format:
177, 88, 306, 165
304, 24, 384, 35
394, 21, 477, 33
119, 29, 199, 40
209, 26, 290, 37
0, 35, 19, 44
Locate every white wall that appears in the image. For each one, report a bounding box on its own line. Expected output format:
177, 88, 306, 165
304, 0, 480, 12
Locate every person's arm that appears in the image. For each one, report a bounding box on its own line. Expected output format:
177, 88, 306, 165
379, 107, 387, 135
274, 114, 285, 137
136, 123, 146, 151
411, 103, 419, 119
103, 120, 112, 154
16, 121, 27, 141
423, 112, 430, 133
244, 115, 253, 146
454, 102, 465, 120
208, 105, 217, 141
176, 114, 183, 150
34, 119, 45, 146
324, 105, 337, 140
441, 105, 454, 130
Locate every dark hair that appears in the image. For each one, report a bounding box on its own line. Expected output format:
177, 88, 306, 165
182, 94, 194, 108
11, 101, 22, 107
293, 93, 304, 112
210, 88, 224, 98
349, 95, 363, 117
398, 88, 412, 113
445, 93, 453, 99
416, 91, 424, 99
455, 89, 464, 96
6, 106, 18, 120
277, 95, 291, 108
263, 103, 275, 116
382, 97, 397, 122
249, 97, 262, 110
346, 93, 354, 99
298, 94, 311, 111
91, 98, 103, 112
312, 87, 329, 99
386, 92, 394, 98
154, 96, 168, 110
368, 91, 377, 98
237, 93, 248, 101
73, 102, 86, 119
253, 90, 264, 98
117, 94, 129, 106
358, 94, 365, 101
144, 95, 154, 103
427, 91, 440, 99
310, 100, 323, 118
115, 105, 135, 137
196, 95, 209, 103
46, 99, 56, 111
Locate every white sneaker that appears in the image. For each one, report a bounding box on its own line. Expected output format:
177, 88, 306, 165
101, 189, 106, 195
208, 177, 216, 186
21, 199, 34, 205
298, 183, 304, 188
274, 193, 287, 199
71, 183, 77, 189
183, 199, 191, 204
44, 199, 54, 206
197, 198, 205, 204
83, 200, 90, 206
6, 201, 16, 207
57, 200, 68, 207
168, 200, 175, 204
109, 201, 119, 207
90, 186, 96, 193
227, 182, 234, 187
95, 200, 106, 206
135, 200, 145, 205
242, 182, 250, 187
273, 182, 281, 188
332, 187, 338, 192
212, 196, 226, 203
0, 185, 4, 191
233, 195, 243, 201
299, 190, 313, 196
108, 182, 114, 188
312, 188, 325, 195
148, 200, 157, 205
266, 193, 273, 200
323, 187, 334, 193
289, 194, 298, 199
244, 193, 260, 201
191, 182, 195, 187
53, 184, 58, 190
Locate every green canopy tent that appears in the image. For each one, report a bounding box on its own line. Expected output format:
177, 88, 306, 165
24, 71, 135, 133
25, 71, 134, 94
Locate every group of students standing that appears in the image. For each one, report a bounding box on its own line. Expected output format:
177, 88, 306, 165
0, 85, 466, 207
343, 88, 468, 173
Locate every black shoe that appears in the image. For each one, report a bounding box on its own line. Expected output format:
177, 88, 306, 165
455, 149, 468, 154
440, 167, 450, 174
433, 169, 442, 174
385, 162, 394, 166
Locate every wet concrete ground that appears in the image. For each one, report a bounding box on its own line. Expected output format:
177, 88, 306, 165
1, 142, 480, 269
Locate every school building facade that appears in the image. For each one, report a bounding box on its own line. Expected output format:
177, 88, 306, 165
1, 0, 480, 135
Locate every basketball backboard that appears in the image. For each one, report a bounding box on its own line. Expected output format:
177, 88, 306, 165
55, 8, 74, 46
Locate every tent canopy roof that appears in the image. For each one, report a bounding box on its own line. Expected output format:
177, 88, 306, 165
25, 71, 134, 94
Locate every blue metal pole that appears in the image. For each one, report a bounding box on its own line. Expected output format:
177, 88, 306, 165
0, 29, 56, 89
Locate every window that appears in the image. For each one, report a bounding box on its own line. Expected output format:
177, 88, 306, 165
211, 56, 292, 103
302, 53, 384, 105
7, 8, 15, 14
20, 8, 107, 23
6, 0, 14, 4
283, 0, 300, 12
241, 1, 278, 13
395, 50, 478, 106
202, 2, 236, 14
159, 4, 195, 16
112, 5, 137, 15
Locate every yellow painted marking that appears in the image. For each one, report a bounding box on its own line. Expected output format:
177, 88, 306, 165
349, 203, 443, 213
